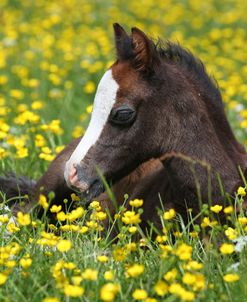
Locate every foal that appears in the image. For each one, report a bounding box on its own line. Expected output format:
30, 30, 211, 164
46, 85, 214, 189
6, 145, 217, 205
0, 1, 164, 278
64, 24, 247, 220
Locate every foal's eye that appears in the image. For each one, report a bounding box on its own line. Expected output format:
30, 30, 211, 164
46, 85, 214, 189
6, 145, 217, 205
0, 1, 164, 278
109, 105, 136, 126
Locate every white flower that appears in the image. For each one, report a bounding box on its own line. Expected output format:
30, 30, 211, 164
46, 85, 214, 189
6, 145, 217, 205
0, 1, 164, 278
233, 235, 247, 252
228, 262, 240, 271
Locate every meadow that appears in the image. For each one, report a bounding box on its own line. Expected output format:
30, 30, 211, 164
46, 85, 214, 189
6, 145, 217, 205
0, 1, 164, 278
0, 0, 247, 301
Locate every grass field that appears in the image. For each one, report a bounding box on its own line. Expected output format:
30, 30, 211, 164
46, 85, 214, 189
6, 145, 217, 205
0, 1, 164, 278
0, 0, 247, 301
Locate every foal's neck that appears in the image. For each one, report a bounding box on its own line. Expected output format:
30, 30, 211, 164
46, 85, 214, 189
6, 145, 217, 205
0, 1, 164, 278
162, 105, 245, 203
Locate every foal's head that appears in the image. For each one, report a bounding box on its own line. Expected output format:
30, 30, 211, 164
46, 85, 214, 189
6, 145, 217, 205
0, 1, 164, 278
64, 23, 224, 198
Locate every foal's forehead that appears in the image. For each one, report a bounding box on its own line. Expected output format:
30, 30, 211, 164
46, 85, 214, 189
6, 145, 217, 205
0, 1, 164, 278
111, 61, 140, 87
94, 62, 147, 109
111, 62, 149, 99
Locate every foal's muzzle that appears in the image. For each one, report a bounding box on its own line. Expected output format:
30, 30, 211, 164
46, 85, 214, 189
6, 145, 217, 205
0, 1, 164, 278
76, 165, 105, 201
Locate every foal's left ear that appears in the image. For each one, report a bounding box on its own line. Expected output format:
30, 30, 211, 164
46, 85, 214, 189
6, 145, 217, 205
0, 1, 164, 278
113, 23, 131, 61
131, 27, 156, 71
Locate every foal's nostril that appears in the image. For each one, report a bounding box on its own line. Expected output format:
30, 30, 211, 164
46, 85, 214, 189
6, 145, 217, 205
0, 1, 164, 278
75, 164, 88, 183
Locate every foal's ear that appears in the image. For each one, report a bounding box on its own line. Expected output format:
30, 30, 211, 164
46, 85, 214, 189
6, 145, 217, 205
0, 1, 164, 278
131, 27, 156, 71
113, 23, 131, 60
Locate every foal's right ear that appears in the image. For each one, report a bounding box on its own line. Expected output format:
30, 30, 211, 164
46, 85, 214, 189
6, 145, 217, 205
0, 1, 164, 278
113, 23, 131, 60
131, 27, 156, 72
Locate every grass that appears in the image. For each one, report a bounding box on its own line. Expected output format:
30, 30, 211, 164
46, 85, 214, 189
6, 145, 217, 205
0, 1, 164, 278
0, 0, 247, 301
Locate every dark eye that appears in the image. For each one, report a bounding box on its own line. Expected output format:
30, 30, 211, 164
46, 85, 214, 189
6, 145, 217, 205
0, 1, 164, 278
109, 105, 136, 126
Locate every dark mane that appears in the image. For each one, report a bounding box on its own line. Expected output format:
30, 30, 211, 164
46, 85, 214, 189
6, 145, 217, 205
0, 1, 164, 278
156, 40, 246, 158
157, 41, 222, 106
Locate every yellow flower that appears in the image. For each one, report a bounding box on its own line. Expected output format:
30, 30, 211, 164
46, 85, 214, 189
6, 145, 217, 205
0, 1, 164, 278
57, 211, 67, 221
63, 285, 84, 297
128, 226, 137, 234
156, 235, 168, 243
225, 227, 238, 240
154, 280, 168, 296
163, 208, 176, 220
79, 226, 89, 234
0, 147, 7, 159
97, 255, 109, 263
122, 211, 141, 225
50, 205, 62, 213
89, 200, 100, 209
113, 247, 128, 261
35, 134, 46, 147
104, 271, 114, 281
220, 243, 235, 254
175, 243, 192, 261
96, 211, 107, 220
82, 268, 98, 281
169, 283, 195, 300
223, 273, 240, 282
71, 193, 80, 202
39, 194, 49, 209
42, 298, 60, 302
57, 239, 72, 252
10, 89, 24, 100
72, 125, 85, 138
84, 81, 95, 94
193, 273, 206, 290
0, 75, 8, 85
41, 120, 63, 135
72, 276, 83, 285
182, 291, 195, 301
86, 104, 93, 113
129, 199, 143, 208
201, 217, 217, 228
5, 260, 16, 268
16, 147, 28, 158
100, 283, 119, 301
126, 264, 144, 278
17, 212, 31, 226
182, 272, 196, 285
0, 215, 9, 223
224, 206, 234, 214
132, 289, 148, 300
237, 186, 246, 197
238, 217, 247, 225
163, 268, 177, 281
20, 257, 32, 269
67, 207, 84, 221
0, 273, 7, 285
31, 101, 44, 110
86, 220, 99, 229
184, 261, 203, 271
7, 222, 20, 233
210, 205, 223, 213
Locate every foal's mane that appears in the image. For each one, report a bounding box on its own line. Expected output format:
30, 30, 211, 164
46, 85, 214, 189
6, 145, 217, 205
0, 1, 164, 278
156, 40, 246, 158
157, 41, 222, 106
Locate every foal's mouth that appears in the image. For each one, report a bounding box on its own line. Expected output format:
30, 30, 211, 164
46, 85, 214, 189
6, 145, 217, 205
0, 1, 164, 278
68, 165, 105, 202
80, 178, 105, 202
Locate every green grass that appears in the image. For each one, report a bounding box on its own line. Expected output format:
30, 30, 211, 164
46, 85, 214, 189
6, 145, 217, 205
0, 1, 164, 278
0, 0, 247, 301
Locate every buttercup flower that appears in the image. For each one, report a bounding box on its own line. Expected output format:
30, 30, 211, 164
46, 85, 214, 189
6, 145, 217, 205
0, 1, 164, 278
57, 239, 72, 252
220, 243, 235, 254
237, 186, 246, 197
126, 264, 144, 278
132, 289, 148, 300
223, 273, 240, 282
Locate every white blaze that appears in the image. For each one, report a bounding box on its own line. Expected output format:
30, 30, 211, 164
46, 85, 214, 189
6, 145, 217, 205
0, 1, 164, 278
64, 69, 119, 184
